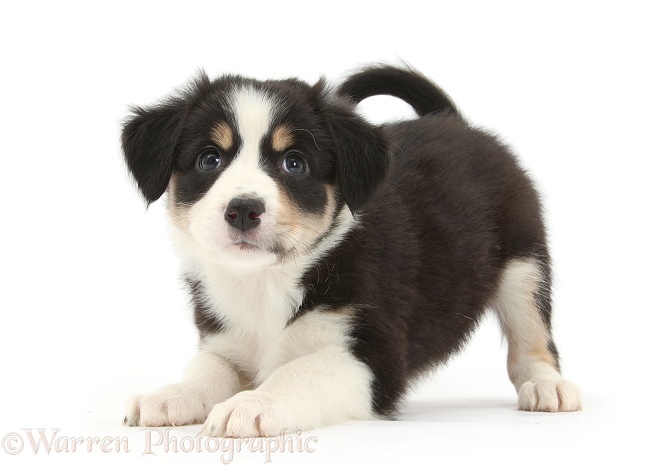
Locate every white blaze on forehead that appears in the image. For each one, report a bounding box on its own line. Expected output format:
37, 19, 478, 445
179, 84, 283, 268
229, 86, 276, 168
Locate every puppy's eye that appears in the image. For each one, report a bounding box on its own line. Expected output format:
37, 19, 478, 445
198, 148, 222, 172
282, 151, 307, 176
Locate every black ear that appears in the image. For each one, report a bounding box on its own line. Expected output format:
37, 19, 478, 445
324, 104, 389, 215
121, 70, 213, 204
121, 102, 186, 204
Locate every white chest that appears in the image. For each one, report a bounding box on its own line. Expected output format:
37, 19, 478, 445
193, 261, 305, 382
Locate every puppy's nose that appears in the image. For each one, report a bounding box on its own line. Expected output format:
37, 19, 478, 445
224, 198, 265, 231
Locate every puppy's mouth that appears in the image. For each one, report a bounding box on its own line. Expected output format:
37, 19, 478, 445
227, 233, 278, 254
230, 238, 261, 251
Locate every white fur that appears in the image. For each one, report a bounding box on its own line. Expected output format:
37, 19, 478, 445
230, 86, 276, 168
201, 346, 373, 437
493, 259, 582, 412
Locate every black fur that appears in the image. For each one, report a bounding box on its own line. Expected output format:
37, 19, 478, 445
299, 114, 552, 414
186, 277, 224, 339
321, 99, 390, 214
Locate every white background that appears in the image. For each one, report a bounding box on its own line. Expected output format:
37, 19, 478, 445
1, 1, 654, 465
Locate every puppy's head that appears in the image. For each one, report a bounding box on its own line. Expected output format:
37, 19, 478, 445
122, 72, 388, 267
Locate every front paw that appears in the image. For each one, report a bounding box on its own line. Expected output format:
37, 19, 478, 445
124, 384, 213, 427
202, 391, 292, 438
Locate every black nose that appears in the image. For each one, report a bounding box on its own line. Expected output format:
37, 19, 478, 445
224, 198, 265, 231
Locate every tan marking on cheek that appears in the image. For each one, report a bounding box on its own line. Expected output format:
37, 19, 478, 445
166, 173, 178, 212
271, 125, 294, 152
275, 189, 298, 239
317, 184, 337, 231
166, 173, 191, 231
211, 122, 234, 151
276, 184, 337, 252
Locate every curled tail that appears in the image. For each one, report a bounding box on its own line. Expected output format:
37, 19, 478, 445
337, 64, 459, 117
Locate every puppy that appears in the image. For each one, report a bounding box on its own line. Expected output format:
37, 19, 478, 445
121, 65, 581, 437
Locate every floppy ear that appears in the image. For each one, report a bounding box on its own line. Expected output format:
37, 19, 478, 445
121, 102, 186, 204
324, 105, 389, 215
121, 70, 214, 204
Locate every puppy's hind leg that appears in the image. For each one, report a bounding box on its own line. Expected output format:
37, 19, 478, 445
492, 258, 582, 412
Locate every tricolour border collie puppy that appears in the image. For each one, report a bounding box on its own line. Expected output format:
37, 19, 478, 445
121, 65, 581, 437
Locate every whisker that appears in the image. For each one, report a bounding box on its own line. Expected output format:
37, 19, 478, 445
174, 237, 192, 255
291, 128, 321, 151
277, 221, 325, 237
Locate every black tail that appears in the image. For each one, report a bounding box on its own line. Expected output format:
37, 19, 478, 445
337, 65, 459, 117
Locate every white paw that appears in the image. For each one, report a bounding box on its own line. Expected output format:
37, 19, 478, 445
124, 383, 214, 427
202, 390, 293, 438
518, 378, 582, 412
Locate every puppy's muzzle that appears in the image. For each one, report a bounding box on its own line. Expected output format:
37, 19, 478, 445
224, 197, 265, 231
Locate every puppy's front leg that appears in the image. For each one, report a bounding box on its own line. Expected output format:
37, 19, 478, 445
124, 352, 241, 427
202, 346, 374, 438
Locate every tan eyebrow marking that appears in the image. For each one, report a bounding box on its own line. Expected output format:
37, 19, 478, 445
271, 125, 294, 152
211, 122, 234, 151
